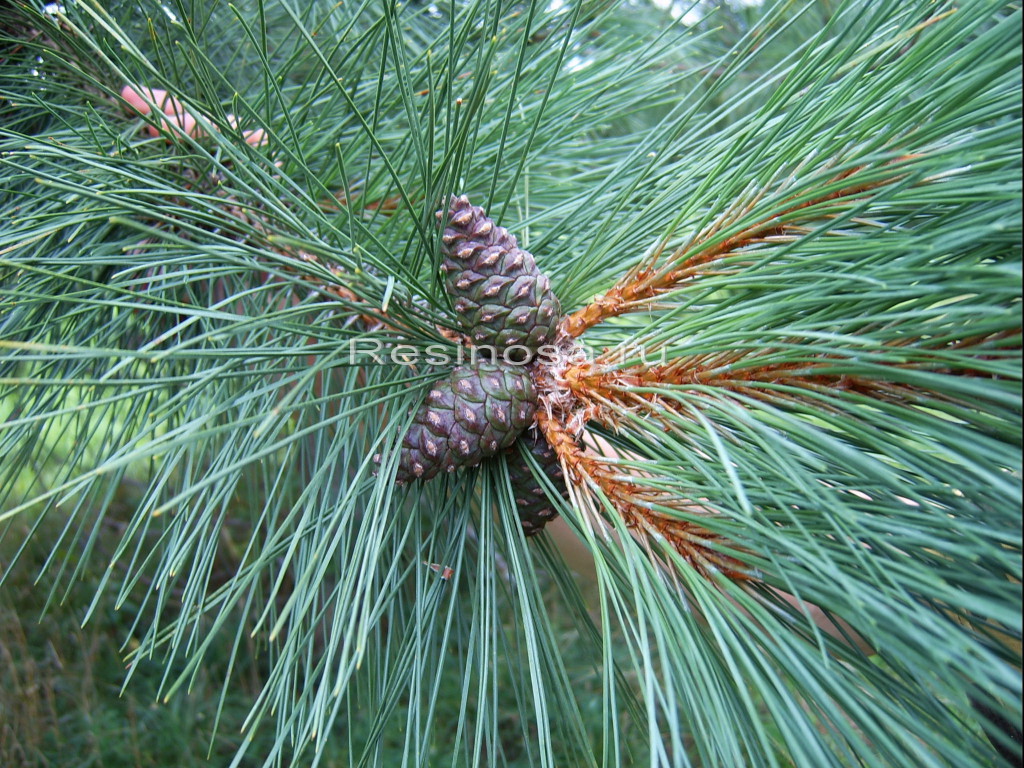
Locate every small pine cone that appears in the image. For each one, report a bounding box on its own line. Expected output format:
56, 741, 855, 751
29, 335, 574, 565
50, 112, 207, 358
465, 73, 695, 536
439, 195, 561, 354
397, 362, 537, 483
507, 434, 567, 536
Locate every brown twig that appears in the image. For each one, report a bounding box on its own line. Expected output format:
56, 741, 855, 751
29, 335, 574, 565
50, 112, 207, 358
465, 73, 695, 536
535, 408, 751, 580
566, 330, 1019, 421
318, 188, 415, 215
567, 355, 919, 414
563, 160, 918, 337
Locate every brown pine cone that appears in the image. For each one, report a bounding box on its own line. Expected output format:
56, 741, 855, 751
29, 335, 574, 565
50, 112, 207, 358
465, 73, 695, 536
507, 433, 567, 536
438, 195, 561, 355
396, 361, 537, 483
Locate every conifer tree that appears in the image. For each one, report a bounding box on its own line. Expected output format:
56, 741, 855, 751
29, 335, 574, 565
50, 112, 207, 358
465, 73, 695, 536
1, 1, 1020, 766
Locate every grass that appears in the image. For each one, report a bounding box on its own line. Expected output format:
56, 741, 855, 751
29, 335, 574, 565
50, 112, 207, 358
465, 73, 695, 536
0, 476, 273, 767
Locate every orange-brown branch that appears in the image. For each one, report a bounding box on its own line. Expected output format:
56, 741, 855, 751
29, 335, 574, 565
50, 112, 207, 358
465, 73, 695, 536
535, 409, 752, 580
563, 162, 914, 337
558, 329, 1021, 439
566, 356, 926, 412
318, 188, 415, 215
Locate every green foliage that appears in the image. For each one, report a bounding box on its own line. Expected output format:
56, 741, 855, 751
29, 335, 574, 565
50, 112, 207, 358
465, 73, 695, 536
1, 1, 1020, 767
0, 506, 615, 767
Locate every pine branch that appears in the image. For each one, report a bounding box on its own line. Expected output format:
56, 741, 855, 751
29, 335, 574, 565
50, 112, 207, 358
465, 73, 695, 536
536, 406, 750, 580
563, 156, 918, 336
563, 329, 1019, 413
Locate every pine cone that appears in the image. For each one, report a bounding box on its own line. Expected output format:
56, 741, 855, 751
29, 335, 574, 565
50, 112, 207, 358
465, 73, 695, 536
439, 195, 561, 355
507, 434, 566, 536
397, 362, 537, 483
